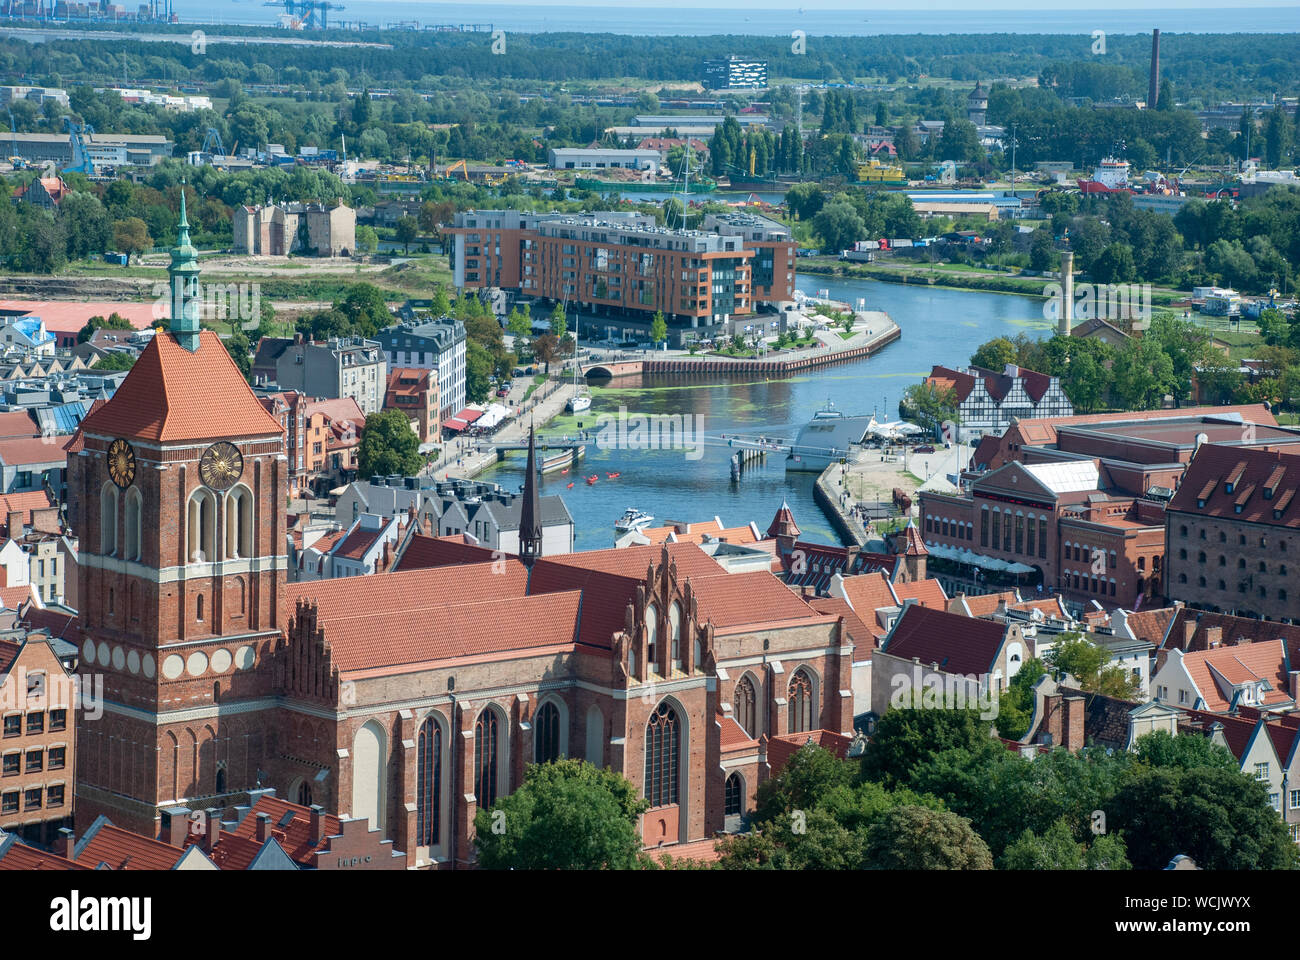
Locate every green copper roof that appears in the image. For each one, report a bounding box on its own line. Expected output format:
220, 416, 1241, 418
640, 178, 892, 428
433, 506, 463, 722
169, 188, 198, 270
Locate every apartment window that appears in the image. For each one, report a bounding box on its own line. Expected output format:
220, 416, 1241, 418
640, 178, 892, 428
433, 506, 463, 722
47, 746, 65, 770
23, 787, 40, 811
1255, 762, 1270, 781
48, 709, 65, 732
26, 712, 42, 735
1, 753, 17, 776
1270, 793, 1281, 811
2, 715, 18, 738
1178, 690, 1187, 704
47, 784, 63, 807
25, 749, 41, 773
0, 792, 15, 815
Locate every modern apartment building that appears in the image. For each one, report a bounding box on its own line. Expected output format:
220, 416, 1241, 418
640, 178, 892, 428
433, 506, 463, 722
701, 213, 795, 307
373, 319, 466, 421
274, 335, 387, 415
446, 211, 787, 341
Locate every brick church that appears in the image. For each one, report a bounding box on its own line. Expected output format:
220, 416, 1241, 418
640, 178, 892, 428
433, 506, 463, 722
68, 200, 855, 867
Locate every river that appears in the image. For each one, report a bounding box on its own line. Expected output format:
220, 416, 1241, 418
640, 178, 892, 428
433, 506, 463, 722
479, 274, 1054, 551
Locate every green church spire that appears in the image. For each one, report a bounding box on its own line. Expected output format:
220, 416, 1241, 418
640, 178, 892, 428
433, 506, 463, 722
169, 186, 201, 351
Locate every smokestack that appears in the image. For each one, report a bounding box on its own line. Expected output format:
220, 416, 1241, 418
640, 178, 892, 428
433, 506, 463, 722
1060, 250, 1075, 336
1148, 29, 1161, 109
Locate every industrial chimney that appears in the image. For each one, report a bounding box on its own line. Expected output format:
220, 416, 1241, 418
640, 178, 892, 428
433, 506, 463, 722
1148, 29, 1161, 109
1059, 250, 1075, 337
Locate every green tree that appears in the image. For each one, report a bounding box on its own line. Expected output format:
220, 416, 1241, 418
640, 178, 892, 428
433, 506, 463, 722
860, 708, 1000, 790
221, 327, 252, 380
1046, 633, 1139, 699
355, 224, 378, 253
507, 305, 533, 343
753, 742, 856, 825
994, 656, 1046, 740
357, 408, 422, 478
649, 310, 667, 346
970, 337, 1018, 370
1000, 817, 1131, 870
1090, 242, 1137, 284
395, 215, 419, 255
1132, 730, 1238, 772
1110, 766, 1300, 870
77, 311, 135, 344
1110, 336, 1176, 410
863, 805, 993, 869
1029, 227, 1056, 272
717, 807, 867, 870
93, 351, 137, 371
900, 382, 960, 435
111, 217, 152, 264
811, 199, 865, 253
548, 302, 567, 339
474, 759, 650, 870
431, 284, 453, 317
465, 338, 493, 403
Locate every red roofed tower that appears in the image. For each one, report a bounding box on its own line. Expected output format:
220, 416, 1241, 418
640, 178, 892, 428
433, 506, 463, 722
70, 202, 289, 835
766, 499, 801, 556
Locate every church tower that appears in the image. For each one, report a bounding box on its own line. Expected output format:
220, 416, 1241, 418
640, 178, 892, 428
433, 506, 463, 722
71, 203, 289, 836
518, 425, 543, 566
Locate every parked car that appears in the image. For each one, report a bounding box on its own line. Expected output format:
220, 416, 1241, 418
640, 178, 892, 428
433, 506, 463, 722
914, 444, 936, 454
496, 387, 510, 398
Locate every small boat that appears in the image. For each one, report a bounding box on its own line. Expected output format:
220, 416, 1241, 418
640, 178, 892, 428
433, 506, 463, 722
561, 468, 569, 475
606, 472, 620, 479
568, 393, 592, 413
614, 507, 654, 532
586, 475, 598, 485
566, 481, 574, 488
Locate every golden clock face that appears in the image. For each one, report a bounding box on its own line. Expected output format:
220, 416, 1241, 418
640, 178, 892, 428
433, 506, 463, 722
107, 438, 135, 489
199, 441, 243, 491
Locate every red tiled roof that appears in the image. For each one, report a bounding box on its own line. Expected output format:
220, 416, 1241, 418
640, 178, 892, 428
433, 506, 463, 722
1180, 640, 1291, 713
18, 607, 81, 644
658, 838, 722, 863
1122, 607, 1176, 646
0, 582, 36, 611
1163, 609, 1300, 663
540, 542, 724, 580
220, 795, 342, 866
0, 490, 52, 530
306, 396, 366, 429
333, 525, 383, 561
0, 411, 38, 439
322, 589, 582, 673
0, 638, 21, 674
0, 840, 89, 870
838, 570, 898, 630
79, 331, 284, 443
1168, 444, 1300, 530
74, 821, 182, 870
0, 435, 70, 466
767, 730, 852, 774
884, 604, 1006, 677
893, 578, 947, 609
394, 534, 498, 571
1180, 707, 1261, 760
292, 559, 529, 624
808, 595, 876, 657
688, 571, 822, 630
718, 713, 755, 749
524, 563, 646, 649
954, 591, 1020, 618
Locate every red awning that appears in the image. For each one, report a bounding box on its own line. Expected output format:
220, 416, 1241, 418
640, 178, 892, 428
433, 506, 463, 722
441, 417, 468, 432
457, 408, 484, 424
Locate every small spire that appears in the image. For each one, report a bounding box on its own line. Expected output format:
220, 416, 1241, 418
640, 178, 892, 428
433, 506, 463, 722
518, 423, 543, 567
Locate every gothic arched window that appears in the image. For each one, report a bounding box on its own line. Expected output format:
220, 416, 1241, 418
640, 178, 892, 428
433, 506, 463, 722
724, 773, 743, 817
788, 669, 813, 734
100, 484, 118, 556
534, 701, 561, 765
735, 675, 757, 739
644, 702, 680, 807
473, 710, 500, 808
645, 604, 659, 671
669, 602, 683, 671
417, 717, 441, 846
122, 486, 142, 561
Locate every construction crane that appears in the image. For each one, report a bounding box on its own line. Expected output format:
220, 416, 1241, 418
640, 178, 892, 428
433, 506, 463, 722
63, 117, 95, 176
445, 159, 469, 181
278, 0, 344, 29
6, 109, 24, 170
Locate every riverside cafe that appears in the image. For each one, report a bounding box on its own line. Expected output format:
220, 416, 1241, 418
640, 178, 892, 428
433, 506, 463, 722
923, 542, 1044, 596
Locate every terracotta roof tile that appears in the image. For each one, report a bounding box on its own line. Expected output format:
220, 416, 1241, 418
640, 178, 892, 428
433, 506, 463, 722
954, 591, 1020, 618
688, 571, 821, 630
893, 578, 947, 609
394, 534, 497, 570
79, 330, 284, 443
717, 713, 755, 749
0, 839, 89, 870
0, 411, 38, 439
1168, 444, 1300, 530
884, 604, 1006, 677
0, 436, 70, 466
767, 730, 852, 774
223, 796, 341, 866
74, 820, 181, 870
1181, 640, 1291, 713
808, 596, 876, 658
292, 559, 529, 624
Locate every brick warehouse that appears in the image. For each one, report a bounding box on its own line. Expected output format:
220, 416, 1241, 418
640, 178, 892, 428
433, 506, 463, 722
65, 201, 854, 867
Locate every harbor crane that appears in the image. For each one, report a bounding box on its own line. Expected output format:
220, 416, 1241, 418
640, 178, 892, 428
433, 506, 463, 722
277, 0, 344, 29
62, 117, 96, 176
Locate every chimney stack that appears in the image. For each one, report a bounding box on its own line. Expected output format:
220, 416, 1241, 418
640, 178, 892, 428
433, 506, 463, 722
6, 510, 22, 537
58, 826, 74, 860
311, 804, 326, 844
1148, 29, 1161, 109
162, 806, 191, 848
255, 812, 271, 843
1205, 625, 1223, 649
1059, 250, 1075, 337
203, 808, 222, 854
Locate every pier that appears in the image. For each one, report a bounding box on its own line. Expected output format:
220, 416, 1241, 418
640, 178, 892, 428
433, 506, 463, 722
495, 440, 586, 474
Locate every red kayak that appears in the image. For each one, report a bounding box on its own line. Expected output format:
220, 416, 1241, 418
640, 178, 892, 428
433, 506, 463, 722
566, 481, 574, 488
606, 472, 621, 479
561, 468, 569, 475
586, 476, 598, 485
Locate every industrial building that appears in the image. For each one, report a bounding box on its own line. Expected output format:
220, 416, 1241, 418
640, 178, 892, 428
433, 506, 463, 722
547, 148, 660, 173
3, 132, 172, 168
